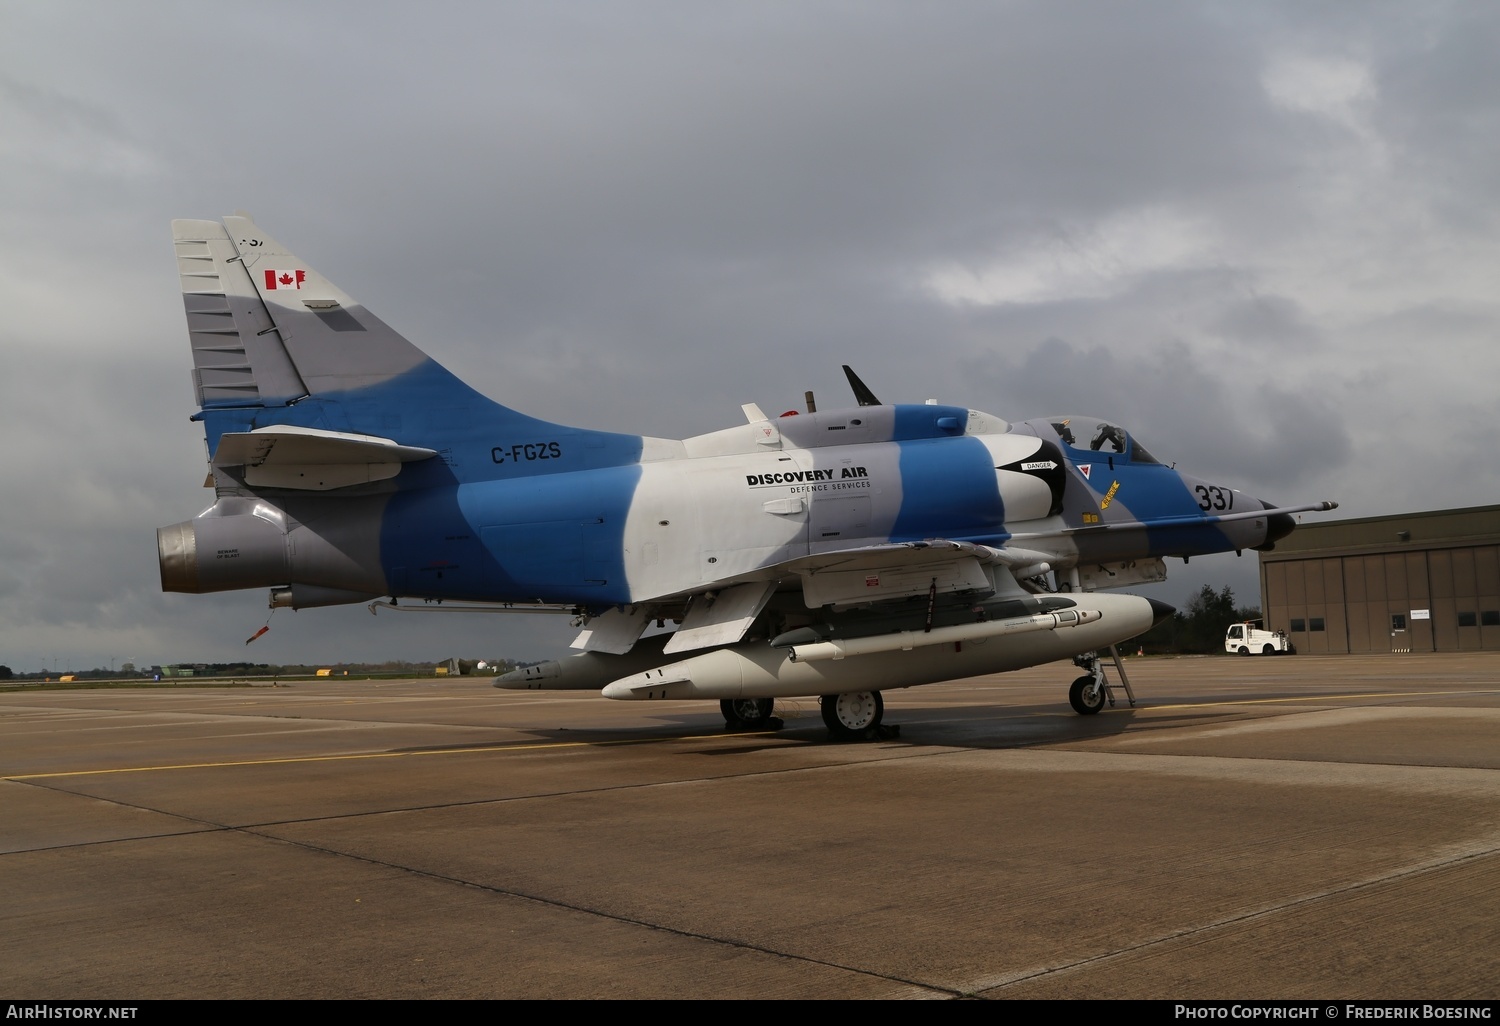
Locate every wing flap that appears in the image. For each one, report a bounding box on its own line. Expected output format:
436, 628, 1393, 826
570, 606, 651, 655
663, 581, 777, 654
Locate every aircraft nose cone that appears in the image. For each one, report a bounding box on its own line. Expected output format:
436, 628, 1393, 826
1265, 512, 1296, 543
1255, 508, 1297, 551
1147, 598, 1176, 627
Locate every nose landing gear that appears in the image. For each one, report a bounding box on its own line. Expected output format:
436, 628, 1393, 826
1068, 645, 1137, 716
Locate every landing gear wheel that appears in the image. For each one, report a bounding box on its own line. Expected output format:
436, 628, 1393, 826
721, 697, 775, 730
1069, 675, 1106, 716
820, 691, 884, 738
1238, 646, 1250, 656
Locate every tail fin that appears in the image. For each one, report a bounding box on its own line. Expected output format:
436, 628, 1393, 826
172, 215, 651, 483
173, 217, 308, 408
172, 215, 441, 408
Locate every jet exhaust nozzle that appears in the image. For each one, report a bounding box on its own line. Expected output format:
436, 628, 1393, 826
156, 510, 290, 595
158, 497, 388, 598
157, 521, 199, 593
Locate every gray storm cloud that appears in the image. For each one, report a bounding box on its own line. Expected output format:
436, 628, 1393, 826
1, 2, 1496, 669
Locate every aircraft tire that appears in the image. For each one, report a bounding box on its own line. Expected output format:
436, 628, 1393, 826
1069, 675, 1106, 716
820, 691, 883, 738
1238, 646, 1250, 656
721, 697, 774, 729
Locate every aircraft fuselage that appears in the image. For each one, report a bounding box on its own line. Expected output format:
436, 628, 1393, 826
162, 406, 1281, 611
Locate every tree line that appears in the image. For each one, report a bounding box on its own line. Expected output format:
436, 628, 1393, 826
1128, 585, 1261, 655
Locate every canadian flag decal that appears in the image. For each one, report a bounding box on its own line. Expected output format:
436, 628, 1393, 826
264, 269, 306, 290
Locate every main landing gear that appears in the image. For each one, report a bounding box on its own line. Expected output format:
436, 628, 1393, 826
1068, 646, 1138, 716
720, 697, 782, 731
719, 692, 898, 739
820, 690, 899, 740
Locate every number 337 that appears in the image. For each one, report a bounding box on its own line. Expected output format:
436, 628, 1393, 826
1196, 485, 1233, 511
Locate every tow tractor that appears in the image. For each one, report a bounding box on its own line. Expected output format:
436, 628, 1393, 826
1225, 621, 1294, 655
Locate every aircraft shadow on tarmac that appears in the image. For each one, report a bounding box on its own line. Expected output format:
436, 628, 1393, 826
376, 699, 1271, 757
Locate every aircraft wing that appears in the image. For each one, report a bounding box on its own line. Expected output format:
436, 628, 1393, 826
578, 539, 1030, 656
681, 539, 1016, 611
589, 500, 1340, 655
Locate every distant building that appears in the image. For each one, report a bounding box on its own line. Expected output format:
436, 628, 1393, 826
1259, 504, 1500, 653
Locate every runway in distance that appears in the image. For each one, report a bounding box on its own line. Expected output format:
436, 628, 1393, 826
158, 215, 1337, 736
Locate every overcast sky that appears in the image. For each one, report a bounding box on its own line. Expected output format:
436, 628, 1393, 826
3, 1, 1497, 672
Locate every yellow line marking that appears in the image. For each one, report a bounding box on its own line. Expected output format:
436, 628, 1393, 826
9, 689, 1496, 781
3, 729, 763, 782
1148, 688, 1500, 711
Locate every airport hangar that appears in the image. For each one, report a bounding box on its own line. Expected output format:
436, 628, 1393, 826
1257, 503, 1500, 654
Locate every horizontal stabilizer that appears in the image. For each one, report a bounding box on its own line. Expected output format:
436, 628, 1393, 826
212, 426, 436, 491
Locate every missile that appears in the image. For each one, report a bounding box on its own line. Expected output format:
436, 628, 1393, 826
785, 608, 1102, 662
602, 592, 1164, 702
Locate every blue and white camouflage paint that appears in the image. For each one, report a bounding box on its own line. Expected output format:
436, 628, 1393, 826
158, 216, 1335, 735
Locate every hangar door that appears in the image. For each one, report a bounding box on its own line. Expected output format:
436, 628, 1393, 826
1268, 544, 1500, 653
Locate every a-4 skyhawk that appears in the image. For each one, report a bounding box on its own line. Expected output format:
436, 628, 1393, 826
158, 216, 1336, 736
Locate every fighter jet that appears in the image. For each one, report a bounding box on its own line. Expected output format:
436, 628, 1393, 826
158, 215, 1336, 737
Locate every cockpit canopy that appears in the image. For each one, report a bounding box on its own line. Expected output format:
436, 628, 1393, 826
1022, 416, 1160, 465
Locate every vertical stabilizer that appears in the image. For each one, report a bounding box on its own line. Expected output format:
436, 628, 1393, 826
171, 215, 654, 480
219, 215, 432, 396
173, 219, 308, 407
172, 215, 465, 410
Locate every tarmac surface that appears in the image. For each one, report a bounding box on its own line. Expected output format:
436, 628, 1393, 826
3, 652, 1499, 1000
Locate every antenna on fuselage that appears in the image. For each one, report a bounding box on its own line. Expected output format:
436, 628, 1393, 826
842, 365, 881, 407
